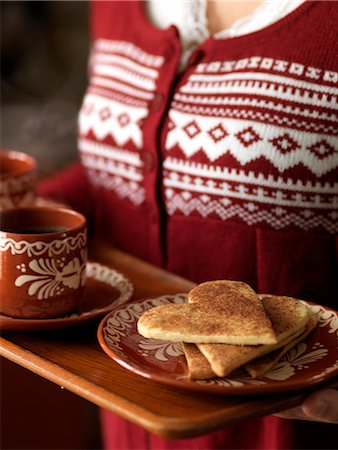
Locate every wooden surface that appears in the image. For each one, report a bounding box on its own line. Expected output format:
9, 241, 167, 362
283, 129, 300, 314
0, 241, 337, 439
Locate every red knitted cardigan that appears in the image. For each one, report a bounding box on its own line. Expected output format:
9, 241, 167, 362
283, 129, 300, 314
39, 2, 338, 449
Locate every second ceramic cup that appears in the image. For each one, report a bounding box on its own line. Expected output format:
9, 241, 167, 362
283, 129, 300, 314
0, 150, 37, 210
0, 207, 87, 319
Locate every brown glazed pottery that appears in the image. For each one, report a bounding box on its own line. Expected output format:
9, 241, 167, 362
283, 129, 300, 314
0, 207, 87, 318
0, 150, 37, 210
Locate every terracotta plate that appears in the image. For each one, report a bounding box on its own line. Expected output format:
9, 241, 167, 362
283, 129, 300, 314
98, 294, 338, 395
0, 262, 134, 331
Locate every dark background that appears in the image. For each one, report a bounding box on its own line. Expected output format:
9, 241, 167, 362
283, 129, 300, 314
1, 2, 103, 449
1, 0, 89, 178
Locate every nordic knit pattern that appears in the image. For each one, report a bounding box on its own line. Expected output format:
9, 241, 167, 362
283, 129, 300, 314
79, 39, 165, 206
163, 56, 338, 232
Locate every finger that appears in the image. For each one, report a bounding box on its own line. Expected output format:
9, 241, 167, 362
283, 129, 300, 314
274, 406, 308, 421
302, 389, 338, 423
274, 406, 323, 421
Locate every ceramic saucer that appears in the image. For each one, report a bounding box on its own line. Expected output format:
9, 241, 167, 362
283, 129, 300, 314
0, 262, 134, 331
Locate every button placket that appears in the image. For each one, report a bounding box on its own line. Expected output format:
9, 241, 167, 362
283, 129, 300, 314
141, 42, 180, 266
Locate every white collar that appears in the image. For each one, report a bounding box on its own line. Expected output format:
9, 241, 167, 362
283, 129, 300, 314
146, 0, 306, 68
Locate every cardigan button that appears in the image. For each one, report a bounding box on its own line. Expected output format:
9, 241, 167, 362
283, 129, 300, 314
142, 151, 154, 172
188, 49, 204, 66
151, 93, 164, 111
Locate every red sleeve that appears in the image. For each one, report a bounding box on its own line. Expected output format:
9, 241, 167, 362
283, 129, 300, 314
37, 162, 93, 218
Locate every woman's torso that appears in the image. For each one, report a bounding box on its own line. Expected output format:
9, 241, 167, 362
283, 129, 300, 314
78, 0, 338, 307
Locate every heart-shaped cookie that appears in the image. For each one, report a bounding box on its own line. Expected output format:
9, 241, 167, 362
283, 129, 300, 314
137, 280, 277, 345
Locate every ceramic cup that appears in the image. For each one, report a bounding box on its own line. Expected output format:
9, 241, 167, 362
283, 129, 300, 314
0, 207, 87, 319
0, 150, 37, 210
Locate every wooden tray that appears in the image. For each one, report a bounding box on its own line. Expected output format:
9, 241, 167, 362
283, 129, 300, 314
1, 241, 337, 439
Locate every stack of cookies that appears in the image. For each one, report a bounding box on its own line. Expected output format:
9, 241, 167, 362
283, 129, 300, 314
137, 280, 317, 380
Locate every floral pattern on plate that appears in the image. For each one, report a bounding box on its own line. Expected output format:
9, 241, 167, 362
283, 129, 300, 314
98, 294, 338, 395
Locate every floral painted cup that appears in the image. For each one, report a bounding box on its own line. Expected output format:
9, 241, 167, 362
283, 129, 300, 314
0, 150, 37, 210
0, 207, 87, 319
